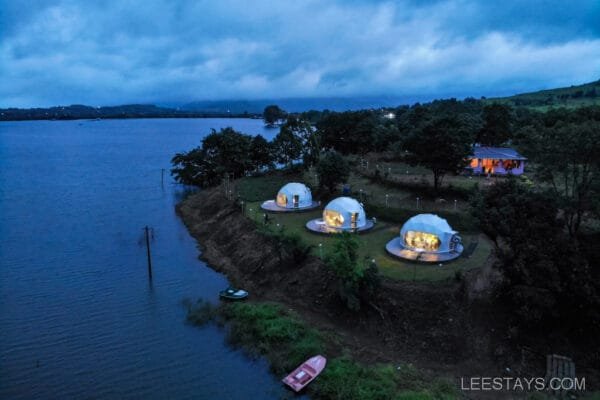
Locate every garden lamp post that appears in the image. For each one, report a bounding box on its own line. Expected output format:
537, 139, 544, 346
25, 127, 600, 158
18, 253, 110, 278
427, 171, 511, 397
416, 197, 420, 209
318, 243, 323, 258
385, 194, 389, 208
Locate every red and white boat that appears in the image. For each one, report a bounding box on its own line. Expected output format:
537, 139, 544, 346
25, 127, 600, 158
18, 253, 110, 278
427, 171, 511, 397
282, 355, 327, 392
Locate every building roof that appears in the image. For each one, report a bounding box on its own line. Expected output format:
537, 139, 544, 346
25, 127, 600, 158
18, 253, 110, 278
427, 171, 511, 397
471, 146, 527, 160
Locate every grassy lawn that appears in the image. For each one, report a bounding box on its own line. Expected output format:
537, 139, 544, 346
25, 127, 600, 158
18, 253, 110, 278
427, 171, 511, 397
237, 171, 492, 282
243, 197, 491, 282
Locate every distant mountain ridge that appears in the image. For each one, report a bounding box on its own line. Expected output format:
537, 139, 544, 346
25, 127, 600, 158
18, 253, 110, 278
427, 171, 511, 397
490, 79, 600, 109
177, 96, 429, 114
2, 80, 599, 121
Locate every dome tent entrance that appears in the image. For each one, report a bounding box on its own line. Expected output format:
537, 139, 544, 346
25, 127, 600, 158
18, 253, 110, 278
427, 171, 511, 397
306, 197, 374, 234
261, 182, 319, 212
386, 214, 463, 262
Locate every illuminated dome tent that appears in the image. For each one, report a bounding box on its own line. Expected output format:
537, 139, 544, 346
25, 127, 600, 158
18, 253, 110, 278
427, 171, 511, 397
261, 182, 319, 212
386, 214, 463, 262
306, 197, 374, 234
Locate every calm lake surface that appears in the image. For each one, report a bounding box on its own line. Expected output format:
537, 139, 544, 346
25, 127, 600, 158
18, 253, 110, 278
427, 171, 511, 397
0, 119, 291, 399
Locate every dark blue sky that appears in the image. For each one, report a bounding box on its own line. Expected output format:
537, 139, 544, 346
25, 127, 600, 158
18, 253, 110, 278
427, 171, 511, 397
1, 0, 599, 107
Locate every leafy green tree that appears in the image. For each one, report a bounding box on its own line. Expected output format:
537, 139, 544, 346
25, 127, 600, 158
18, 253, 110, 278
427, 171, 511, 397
372, 120, 401, 152
316, 111, 376, 154
263, 105, 286, 125
271, 125, 303, 168
326, 232, 363, 311
249, 134, 274, 172
477, 103, 513, 146
170, 127, 253, 187
403, 116, 473, 193
316, 150, 350, 193
170, 147, 206, 186
472, 179, 599, 329
520, 119, 600, 236
281, 117, 320, 168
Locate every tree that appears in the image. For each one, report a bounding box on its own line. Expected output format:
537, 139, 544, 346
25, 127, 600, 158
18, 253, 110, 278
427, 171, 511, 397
472, 179, 599, 329
325, 232, 363, 311
271, 125, 302, 168
281, 117, 320, 168
263, 105, 286, 125
249, 134, 274, 172
477, 103, 513, 146
170, 127, 253, 187
520, 118, 600, 237
316, 111, 376, 154
403, 116, 473, 193
316, 150, 350, 193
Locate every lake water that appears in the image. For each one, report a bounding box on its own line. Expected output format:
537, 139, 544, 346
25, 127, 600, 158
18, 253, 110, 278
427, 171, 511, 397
0, 119, 291, 399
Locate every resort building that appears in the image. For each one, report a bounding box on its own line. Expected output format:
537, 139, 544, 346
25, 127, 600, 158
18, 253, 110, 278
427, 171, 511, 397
467, 146, 526, 175
306, 196, 374, 234
261, 182, 319, 212
385, 214, 463, 262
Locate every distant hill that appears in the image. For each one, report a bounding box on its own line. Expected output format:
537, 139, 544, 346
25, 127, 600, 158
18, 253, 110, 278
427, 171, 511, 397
489, 79, 600, 109
179, 96, 428, 114
4, 81, 599, 122
0, 104, 257, 121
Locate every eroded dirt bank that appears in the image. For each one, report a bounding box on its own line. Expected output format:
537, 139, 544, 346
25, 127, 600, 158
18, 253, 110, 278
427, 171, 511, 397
176, 188, 515, 383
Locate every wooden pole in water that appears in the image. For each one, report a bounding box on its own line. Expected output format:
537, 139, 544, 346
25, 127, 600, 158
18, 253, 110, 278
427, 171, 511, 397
144, 226, 153, 281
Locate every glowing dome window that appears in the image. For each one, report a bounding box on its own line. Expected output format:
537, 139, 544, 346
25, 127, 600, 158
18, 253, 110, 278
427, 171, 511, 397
404, 230, 440, 252
276, 193, 287, 207
324, 209, 344, 227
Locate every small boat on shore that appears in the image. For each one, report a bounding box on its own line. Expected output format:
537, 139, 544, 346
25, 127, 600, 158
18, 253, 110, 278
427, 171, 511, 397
282, 355, 327, 392
219, 287, 248, 300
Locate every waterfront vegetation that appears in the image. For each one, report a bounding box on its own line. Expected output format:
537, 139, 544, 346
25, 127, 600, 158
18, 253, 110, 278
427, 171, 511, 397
186, 300, 459, 400
174, 96, 600, 392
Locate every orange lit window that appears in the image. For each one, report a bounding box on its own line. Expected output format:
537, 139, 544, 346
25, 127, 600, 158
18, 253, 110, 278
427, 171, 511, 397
404, 231, 440, 251
276, 193, 287, 207
324, 210, 344, 227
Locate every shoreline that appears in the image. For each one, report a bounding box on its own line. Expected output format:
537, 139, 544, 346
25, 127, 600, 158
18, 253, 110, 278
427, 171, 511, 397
175, 186, 514, 394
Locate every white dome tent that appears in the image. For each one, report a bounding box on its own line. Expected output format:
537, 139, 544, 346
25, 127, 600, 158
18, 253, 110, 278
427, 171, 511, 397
276, 183, 313, 208
386, 213, 463, 262
306, 196, 374, 233
261, 182, 319, 212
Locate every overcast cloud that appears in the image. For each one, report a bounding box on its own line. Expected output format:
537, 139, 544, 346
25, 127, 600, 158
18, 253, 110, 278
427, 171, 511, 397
1, 0, 599, 107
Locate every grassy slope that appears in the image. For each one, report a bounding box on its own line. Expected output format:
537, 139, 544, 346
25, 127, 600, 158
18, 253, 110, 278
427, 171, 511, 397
237, 172, 491, 282
187, 301, 459, 400
488, 79, 600, 110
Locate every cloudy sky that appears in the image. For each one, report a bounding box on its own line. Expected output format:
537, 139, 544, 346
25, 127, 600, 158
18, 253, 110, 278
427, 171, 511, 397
1, 0, 599, 107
